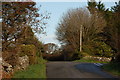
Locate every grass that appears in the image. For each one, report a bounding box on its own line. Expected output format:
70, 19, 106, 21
74, 57, 109, 63
36, 56, 47, 64
102, 62, 120, 76
74, 56, 120, 76
13, 57, 47, 78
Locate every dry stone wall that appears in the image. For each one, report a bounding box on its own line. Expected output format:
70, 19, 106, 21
84, 56, 112, 62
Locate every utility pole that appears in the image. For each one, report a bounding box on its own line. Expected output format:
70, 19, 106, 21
80, 25, 82, 52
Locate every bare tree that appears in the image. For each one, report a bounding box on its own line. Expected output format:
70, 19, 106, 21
56, 8, 106, 53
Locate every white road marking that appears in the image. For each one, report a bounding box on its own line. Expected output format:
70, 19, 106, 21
94, 63, 103, 67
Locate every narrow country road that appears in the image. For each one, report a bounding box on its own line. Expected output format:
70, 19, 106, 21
46, 62, 115, 78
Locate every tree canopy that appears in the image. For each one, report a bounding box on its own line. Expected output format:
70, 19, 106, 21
2, 2, 50, 51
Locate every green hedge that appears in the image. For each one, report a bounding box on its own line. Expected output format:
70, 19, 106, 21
83, 41, 113, 57
18, 44, 37, 65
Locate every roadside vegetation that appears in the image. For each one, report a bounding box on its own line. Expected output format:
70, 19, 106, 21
1, 0, 120, 78
13, 57, 47, 78
55, 0, 120, 76
56, 0, 120, 60
74, 58, 109, 64
2, 1, 49, 79
102, 62, 120, 76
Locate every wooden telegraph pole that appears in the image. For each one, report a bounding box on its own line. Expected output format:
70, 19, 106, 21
80, 25, 82, 52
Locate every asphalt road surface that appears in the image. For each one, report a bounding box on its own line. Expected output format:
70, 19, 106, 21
46, 62, 116, 78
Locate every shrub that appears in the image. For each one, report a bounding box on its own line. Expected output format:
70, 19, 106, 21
36, 56, 47, 64
2, 51, 18, 67
94, 42, 113, 57
83, 41, 113, 57
72, 50, 90, 60
18, 45, 37, 65
114, 53, 120, 62
42, 53, 64, 61
83, 44, 95, 55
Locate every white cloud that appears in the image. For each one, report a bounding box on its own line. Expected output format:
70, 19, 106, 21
40, 34, 56, 41
36, 34, 60, 45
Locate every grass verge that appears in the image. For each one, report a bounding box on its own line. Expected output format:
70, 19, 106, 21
102, 62, 120, 76
74, 58, 109, 63
13, 58, 47, 78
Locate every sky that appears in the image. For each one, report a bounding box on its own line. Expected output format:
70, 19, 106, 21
35, 1, 116, 46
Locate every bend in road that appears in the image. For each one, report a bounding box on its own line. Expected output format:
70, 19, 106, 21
46, 61, 117, 78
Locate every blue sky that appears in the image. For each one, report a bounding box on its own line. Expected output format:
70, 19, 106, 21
35, 2, 116, 46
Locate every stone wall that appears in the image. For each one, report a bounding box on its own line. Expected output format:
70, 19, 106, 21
2, 59, 13, 73
2, 59, 13, 79
16, 55, 29, 70
2, 55, 29, 78
84, 56, 112, 62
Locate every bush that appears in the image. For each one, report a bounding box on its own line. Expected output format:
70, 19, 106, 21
114, 53, 120, 62
42, 53, 64, 61
36, 56, 47, 64
63, 49, 75, 61
102, 62, 120, 76
72, 51, 81, 60
83, 41, 113, 57
72, 51, 90, 60
18, 45, 37, 65
2, 51, 18, 67
94, 42, 113, 57
83, 44, 95, 55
